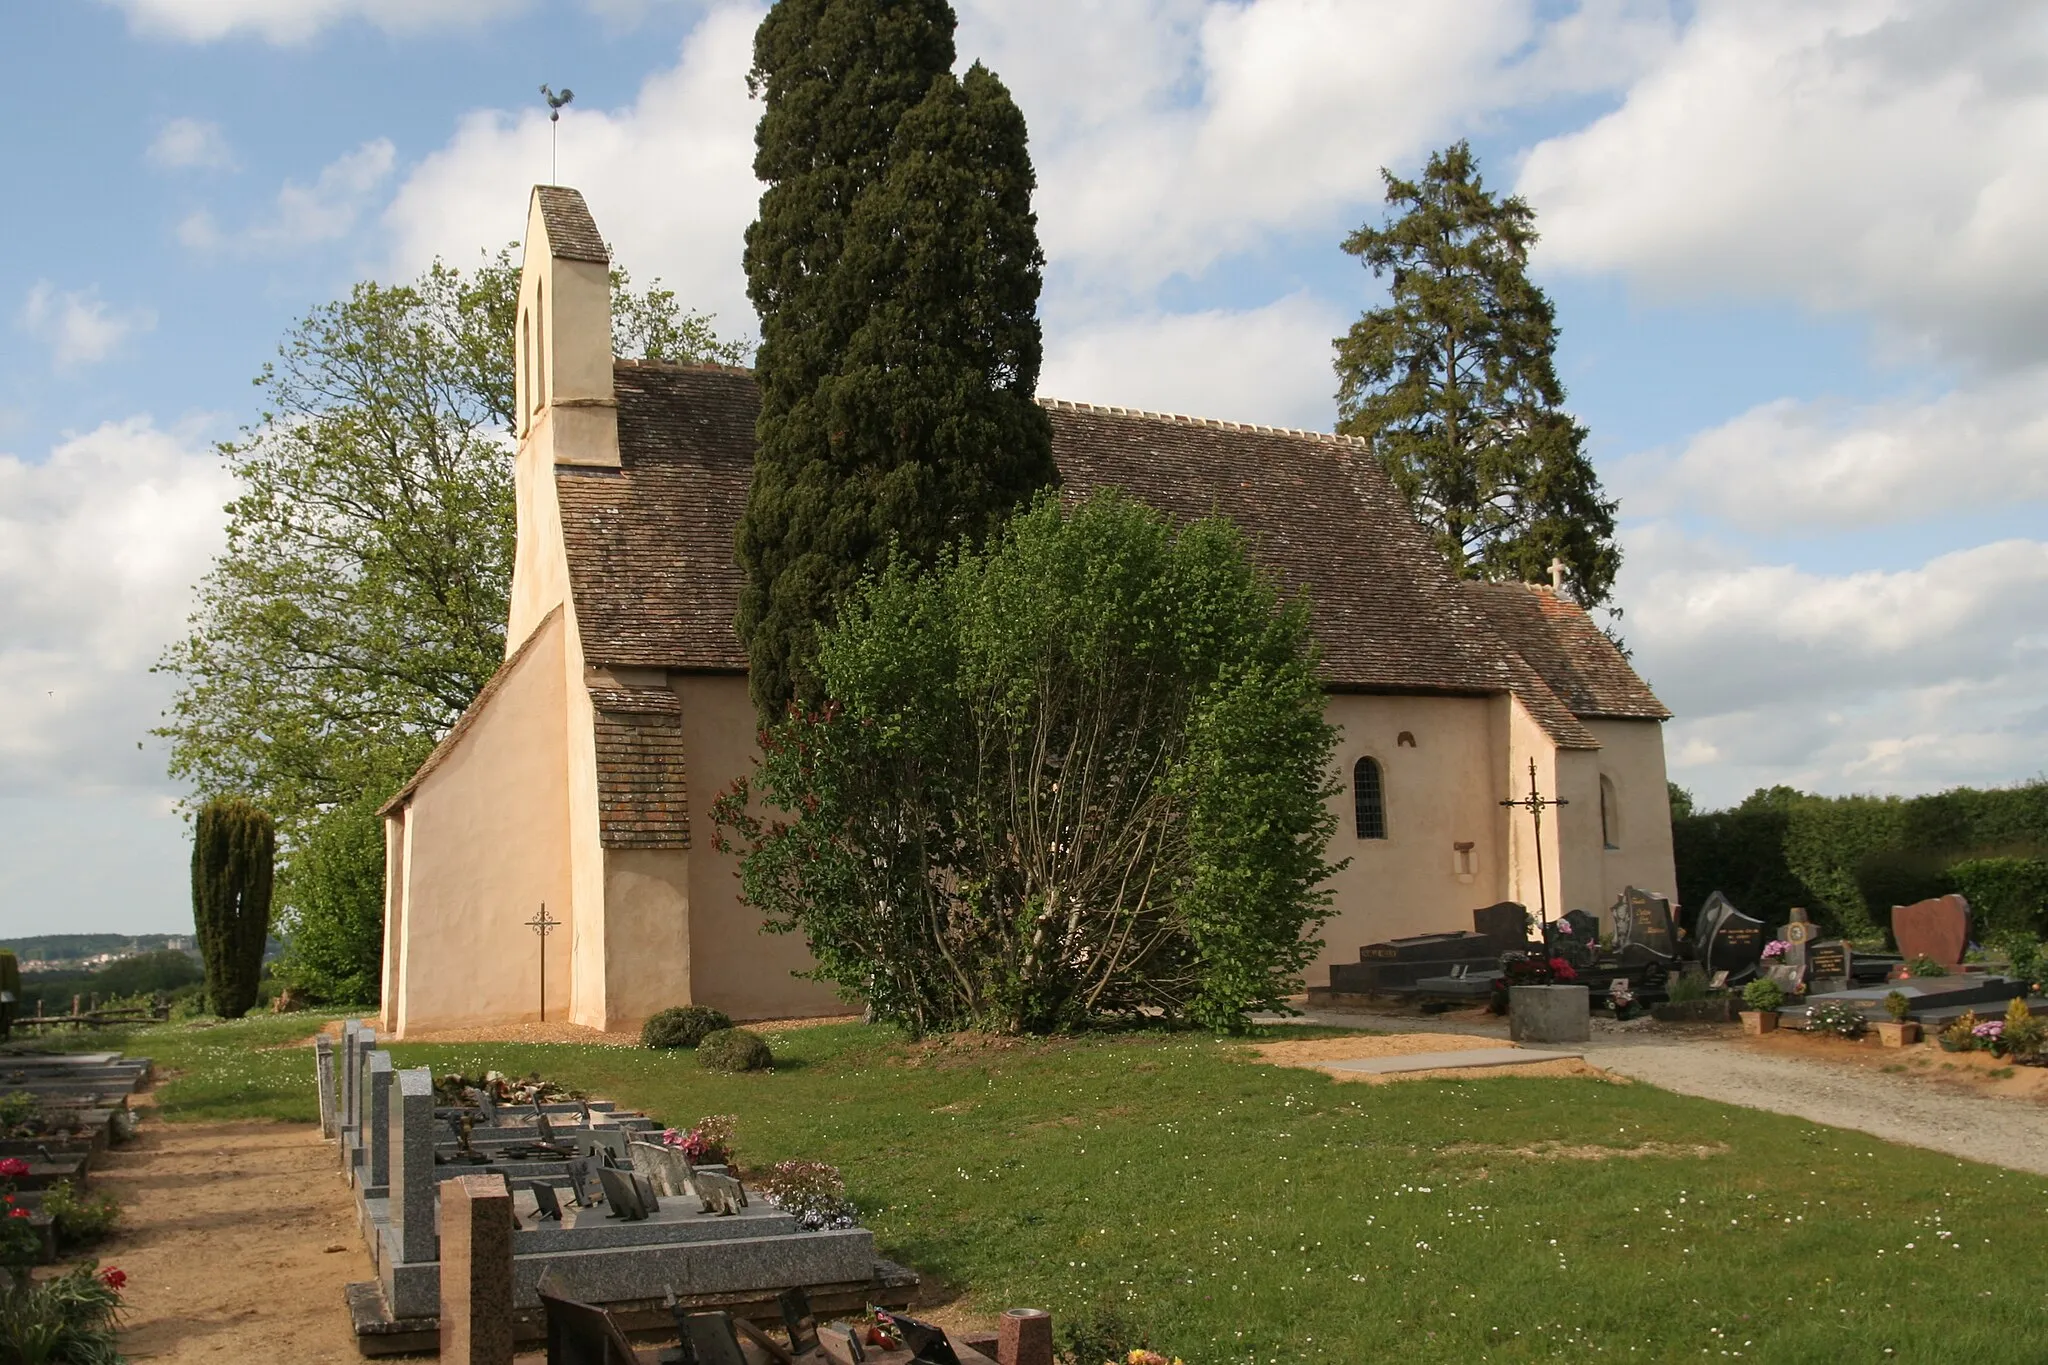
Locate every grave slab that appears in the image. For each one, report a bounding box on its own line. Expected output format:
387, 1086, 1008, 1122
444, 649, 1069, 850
1317, 1047, 1586, 1075
1509, 985, 1591, 1044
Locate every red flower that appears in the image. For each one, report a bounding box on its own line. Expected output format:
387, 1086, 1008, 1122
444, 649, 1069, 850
0, 1157, 29, 1179
7, 1207, 29, 1220
1548, 957, 1578, 982
99, 1266, 128, 1291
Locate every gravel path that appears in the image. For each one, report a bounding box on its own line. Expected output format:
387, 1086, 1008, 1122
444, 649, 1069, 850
1275, 1008, 2048, 1177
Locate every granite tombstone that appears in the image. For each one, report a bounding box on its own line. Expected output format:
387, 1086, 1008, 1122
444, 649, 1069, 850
1893, 894, 1971, 969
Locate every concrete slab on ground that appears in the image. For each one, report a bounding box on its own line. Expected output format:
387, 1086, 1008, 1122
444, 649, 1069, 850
1316, 1047, 1584, 1074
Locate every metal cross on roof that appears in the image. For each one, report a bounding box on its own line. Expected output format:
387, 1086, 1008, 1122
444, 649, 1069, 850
1500, 758, 1569, 924
525, 904, 559, 1023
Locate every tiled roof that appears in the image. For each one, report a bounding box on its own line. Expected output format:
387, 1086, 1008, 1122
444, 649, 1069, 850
1462, 582, 1670, 721
380, 605, 562, 816
554, 363, 1664, 748
534, 186, 609, 263
590, 685, 690, 849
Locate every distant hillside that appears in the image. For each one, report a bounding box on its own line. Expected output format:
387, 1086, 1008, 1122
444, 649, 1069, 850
1, 933, 195, 963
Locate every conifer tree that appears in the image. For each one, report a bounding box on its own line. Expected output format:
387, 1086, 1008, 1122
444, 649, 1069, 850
1334, 141, 1621, 612
738, 0, 1056, 716
191, 796, 276, 1019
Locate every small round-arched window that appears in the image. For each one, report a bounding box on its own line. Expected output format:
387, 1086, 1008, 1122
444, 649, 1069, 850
1600, 774, 1621, 850
1354, 757, 1387, 840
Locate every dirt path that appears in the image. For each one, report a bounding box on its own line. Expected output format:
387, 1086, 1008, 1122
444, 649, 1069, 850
1279, 1006, 2048, 1176
97, 1115, 372, 1363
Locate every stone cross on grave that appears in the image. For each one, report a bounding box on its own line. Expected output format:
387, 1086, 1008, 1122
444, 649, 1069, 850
1778, 907, 1816, 971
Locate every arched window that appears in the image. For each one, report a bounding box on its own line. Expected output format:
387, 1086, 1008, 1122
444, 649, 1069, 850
1600, 774, 1621, 850
1353, 756, 1387, 840
532, 279, 547, 414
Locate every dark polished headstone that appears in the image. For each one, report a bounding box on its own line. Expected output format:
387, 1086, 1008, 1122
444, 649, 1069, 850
1618, 887, 1678, 959
1808, 940, 1852, 991
1696, 892, 1768, 984
1358, 931, 1499, 963
1471, 902, 1531, 952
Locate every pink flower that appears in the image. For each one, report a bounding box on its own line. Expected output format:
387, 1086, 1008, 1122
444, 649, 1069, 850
0, 1157, 29, 1179
99, 1266, 127, 1291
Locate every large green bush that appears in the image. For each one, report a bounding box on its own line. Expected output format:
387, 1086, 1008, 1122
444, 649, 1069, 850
715, 491, 1341, 1035
274, 791, 387, 1005
641, 1006, 733, 1050
1948, 857, 2048, 939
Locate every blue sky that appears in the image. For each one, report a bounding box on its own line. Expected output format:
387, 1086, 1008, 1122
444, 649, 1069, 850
3, 0, 2044, 937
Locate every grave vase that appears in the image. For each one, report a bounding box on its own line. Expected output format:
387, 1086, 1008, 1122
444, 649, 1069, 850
1740, 1010, 1779, 1035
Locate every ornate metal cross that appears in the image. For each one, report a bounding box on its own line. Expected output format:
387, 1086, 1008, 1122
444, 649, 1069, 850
1500, 758, 1569, 924
524, 904, 559, 1023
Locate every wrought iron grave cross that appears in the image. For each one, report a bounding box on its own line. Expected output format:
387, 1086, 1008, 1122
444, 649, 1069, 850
1500, 758, 1569, 924
525, 904, 559, 1023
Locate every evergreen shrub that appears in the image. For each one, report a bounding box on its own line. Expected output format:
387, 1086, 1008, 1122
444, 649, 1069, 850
1742, 978, 1786, 1013
190, 796, 275, 1018
641, 1006, 733, 1050
1949, 857, 2048, 939
696, 1028, 773, 1074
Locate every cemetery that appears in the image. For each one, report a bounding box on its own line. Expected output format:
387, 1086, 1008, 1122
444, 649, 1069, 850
0, 1049, 146, 1268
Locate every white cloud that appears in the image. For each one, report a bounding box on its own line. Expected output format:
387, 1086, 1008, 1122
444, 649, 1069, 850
1040, 292, 1347, 431
186, 140, 396, 253
1520, 0, 2048, 369
384, 5, 764, 338
147, 117, 235, 171
1616, 367, 2048, 530
1619, 523, 2048, 805
961, 0, 1672, 294
19, 284, 157, 368
110, 0, 527, 44
0, 418, 234, 797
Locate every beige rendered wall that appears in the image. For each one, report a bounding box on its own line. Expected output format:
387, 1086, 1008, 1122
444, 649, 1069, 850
1586, 717, 1679, 916
673, 674, 848, 1020
387, 610, 574, 1035
1315, 694, 1508, 966
600, 848, 694, 1029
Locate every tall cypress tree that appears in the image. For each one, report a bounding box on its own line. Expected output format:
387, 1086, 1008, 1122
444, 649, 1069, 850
1334, 141, 1621, 612
191, 795, 276, 1019
738, 1, 1056, 716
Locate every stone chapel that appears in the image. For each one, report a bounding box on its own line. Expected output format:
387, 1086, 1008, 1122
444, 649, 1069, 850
376, 186, 1677, 1037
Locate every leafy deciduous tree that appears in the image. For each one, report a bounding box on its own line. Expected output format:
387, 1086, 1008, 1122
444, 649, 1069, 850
1334, 141, 1621, 613
715, 491, 1342, 1035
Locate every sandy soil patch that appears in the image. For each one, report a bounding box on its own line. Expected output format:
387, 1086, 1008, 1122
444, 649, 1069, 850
1248, 1033, 1613, 1084
1438, 1139, 1728, 1161
96, 1116, 370, 1364
1740, 1027, 2048, 1100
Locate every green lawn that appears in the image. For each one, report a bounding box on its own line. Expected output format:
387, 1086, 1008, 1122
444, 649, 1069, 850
45, 1015, 2048, 1363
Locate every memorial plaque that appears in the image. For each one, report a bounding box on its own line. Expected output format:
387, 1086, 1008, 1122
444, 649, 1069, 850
1808, 940, 1851, 989
597, 1165, 647, 1220
530, 1182, 563, 1222
1764, 963, 1806, 997
680, 1312, 750, 1365
1893, 894, 1970, 968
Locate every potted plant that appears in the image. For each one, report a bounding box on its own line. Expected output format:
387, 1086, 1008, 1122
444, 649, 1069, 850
1876, 990, 1920, 1047
1741, 978, 1786, 1034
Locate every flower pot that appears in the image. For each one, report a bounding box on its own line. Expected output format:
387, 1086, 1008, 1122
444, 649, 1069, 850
1741, 1010, 1779, 1035
1876, 1021, 1920, 1048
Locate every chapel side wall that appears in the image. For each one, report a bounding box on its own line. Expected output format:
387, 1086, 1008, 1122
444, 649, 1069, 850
1553, 746, 1607, 924
1586, 717, 1679, 914
378, 812, 407, 1031
1316, 694, 1506, 962
390, 612, 573, 1034
601, 848, 693, 1030
673, 674, 847, 1020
